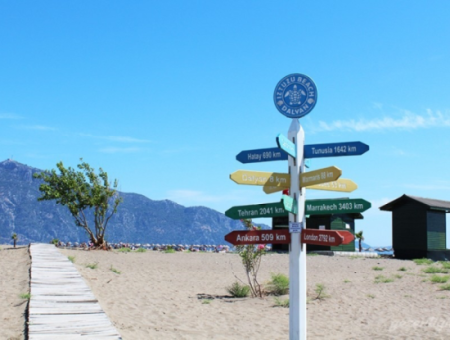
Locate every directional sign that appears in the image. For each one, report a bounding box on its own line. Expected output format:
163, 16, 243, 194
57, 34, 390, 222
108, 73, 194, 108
301, 229, 354, 247
276, 134, 296, 158
236, 147, 288, 164
300, 166, 341, 187
225, 229, 291, 245
306, 178, 358, 192
282, 195, 298, 214
304, 142, 369, 158
225, 202, 287, 219
305, 198, 371, 215
230, 170, 290, 187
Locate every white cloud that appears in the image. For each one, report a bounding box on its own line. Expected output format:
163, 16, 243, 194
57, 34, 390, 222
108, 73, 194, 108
80, 133, 152, 143
0, 113, 23, 119
315, 109, 450, 132
98, 147, 141, 154
20, 125, 56, 131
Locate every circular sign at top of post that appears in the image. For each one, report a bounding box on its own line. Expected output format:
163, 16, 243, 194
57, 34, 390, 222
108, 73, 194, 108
273, 73, 318, 119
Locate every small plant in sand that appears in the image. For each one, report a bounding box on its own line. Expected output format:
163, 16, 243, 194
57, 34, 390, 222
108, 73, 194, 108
11, 233, 18, 248
226, 281, 250, 298
367, 294, 375, 299
110, 265, 121, 274
202, 299, 212, 304
430, 275, 450, 284
413, 258, 433, 265
233, 219, 266, 298
439, 261, 450, 270
439, 284, 450, 291
374, 275, 393, 283
423, 266, 448, 274
19, 293, 31, 300
313, 283, 329, 300
344, 279, 351, 283
307, 252, 319, 256
398, 267, 407, 272
117, 247, 131, 253
50, 238, 59, 245
266, 273, 289, 296
274, 297, 289, 308
164, 247, 176, 253
86, 263, 98, 269
354, 230, 364, 252
135, 248, 146, 253
394, 274, 403, 279
68, 256, 75, 263
372, 266, 384, 271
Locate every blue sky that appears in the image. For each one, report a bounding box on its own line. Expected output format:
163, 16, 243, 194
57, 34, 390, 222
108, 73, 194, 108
1, 1, 450, 246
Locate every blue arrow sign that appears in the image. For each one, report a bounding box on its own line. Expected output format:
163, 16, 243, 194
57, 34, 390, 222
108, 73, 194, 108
304, 141, 369, 158
276, 134, 296, 158
236, 147, 288, 164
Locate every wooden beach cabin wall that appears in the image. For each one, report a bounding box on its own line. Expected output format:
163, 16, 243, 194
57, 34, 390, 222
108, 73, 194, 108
380, 195, 450, 260
271, 214, 358, 252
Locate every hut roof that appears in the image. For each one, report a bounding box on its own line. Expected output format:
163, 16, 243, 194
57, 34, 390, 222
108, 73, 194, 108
379, 195, 450, 212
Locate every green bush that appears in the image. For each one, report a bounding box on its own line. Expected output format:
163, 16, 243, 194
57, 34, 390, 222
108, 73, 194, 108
117, 247, 131, 253
439, 261, 450, 269
372, 266, 384, 271
67, 256, 75, 263
164, 248, 176, 253
439, 284, 450, 291
226, 282, 250, 298
136, 248, 146, 253
86, 263, 98, 270
398, 267, 407, 271
266, 273, 289, 296
374, 275, 393, 283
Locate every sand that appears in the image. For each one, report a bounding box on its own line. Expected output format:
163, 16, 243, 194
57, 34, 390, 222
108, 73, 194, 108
3, 246, 450, 339
0, 246, 30, 340
53, 249, 450, 340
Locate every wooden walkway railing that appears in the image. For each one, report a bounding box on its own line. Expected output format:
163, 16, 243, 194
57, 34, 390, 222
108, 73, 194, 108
28, 243, 122, 339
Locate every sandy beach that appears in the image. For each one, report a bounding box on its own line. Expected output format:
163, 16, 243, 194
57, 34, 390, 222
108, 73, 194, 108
0, 246, 30, 340
2, 247, 450, 339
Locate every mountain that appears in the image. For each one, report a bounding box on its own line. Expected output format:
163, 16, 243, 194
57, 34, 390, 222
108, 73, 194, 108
0, 159, 263, 245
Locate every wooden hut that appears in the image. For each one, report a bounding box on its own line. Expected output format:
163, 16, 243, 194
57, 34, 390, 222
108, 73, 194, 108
272, 213, 361, 252
379, 195, 450, 260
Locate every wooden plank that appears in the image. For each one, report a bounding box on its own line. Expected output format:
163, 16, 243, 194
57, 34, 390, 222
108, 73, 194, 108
28, 243, 122, 339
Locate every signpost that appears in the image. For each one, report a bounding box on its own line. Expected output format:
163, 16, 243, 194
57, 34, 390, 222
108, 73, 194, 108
276, 133, 296, 158
305, 198, 371, 215
306, 178, 358, 192
225, 202, 287, 219
299, 166, 341, 187
301, 229, 355, 247
304, 141, 369, 158
226, 73, 370, 340
236, 147, 288, 164
225, 229, 291, 245
230, 170, 290, 187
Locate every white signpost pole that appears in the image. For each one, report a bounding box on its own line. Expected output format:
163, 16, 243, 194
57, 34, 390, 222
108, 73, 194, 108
288, 118, 306, 340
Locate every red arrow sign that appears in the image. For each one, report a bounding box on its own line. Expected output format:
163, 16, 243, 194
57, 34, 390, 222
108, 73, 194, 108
301, 229, 354, 247
225, 229, 291, 245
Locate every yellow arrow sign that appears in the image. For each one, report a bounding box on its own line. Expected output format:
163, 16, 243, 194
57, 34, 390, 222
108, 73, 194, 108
306, 178, 357, 192
263, 178, 358, 194
230, 170, 290, 187
300, 166, 341, 187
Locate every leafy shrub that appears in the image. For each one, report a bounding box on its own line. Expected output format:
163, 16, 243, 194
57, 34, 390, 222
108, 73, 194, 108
226, 281, 250, 298
439, 261, 450, 270
164, 248, 176, 253
136, 248, 146, 253
19, 293, 31, 300
314, 283, 329, 300
266, 273, 289, 296
117, 247, 131, 253
398, 267, 407, 271
439, 284, 450, 291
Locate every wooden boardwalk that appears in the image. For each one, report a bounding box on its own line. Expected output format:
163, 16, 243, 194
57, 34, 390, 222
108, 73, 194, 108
28, 243, 122, 339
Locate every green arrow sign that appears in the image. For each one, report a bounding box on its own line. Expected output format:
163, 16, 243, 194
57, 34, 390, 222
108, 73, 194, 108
225, 202, 287, 219
282, 195, 298, 214
305, 198, 371, 215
